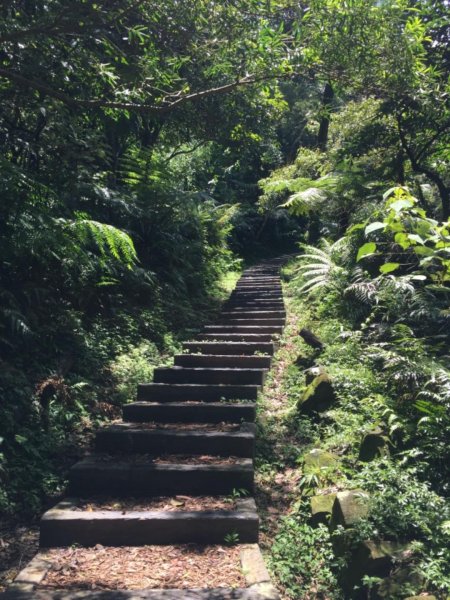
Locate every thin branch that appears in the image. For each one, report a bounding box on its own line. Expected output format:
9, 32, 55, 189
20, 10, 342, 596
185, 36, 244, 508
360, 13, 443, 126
415, 121, 450, 162
164, 141, 206, 163
0, 67, 275, 114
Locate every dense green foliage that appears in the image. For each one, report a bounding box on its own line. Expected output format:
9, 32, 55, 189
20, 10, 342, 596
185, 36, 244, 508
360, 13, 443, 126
0, 0, 449, 596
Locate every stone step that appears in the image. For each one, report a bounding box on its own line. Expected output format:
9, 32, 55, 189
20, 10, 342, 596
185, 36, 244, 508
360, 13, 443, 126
182, 341, 274, 355
137, 383, 260, 402
123, 402, 256, 423
218, 318, 285, 326
198, 333, 274, 343
226, 298, 284, 304
0, 588, 277, 599
153, 367, 266, 386
40, 497, 259, 547
232, 284, 283, 296
96, 423, 255, 457
223, 306, 285, 312
174, 354, 272, 369
238, 276, 280, 280
203, 325, 283, 335
236, 284, 280, 289
220, 310, 286, 319
230, 293, 283, 299
69, 456, 254, 496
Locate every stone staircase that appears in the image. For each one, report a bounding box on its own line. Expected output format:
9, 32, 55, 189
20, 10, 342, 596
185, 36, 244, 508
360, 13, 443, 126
3, 260, 286, 599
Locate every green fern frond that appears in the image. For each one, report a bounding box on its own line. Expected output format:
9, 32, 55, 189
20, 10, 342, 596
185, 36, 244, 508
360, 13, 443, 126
58, 218, 137, 267
281, 188, 327, 215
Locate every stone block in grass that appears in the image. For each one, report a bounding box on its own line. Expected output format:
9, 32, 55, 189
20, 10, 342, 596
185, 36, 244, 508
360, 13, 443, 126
338, 540, 411, 595
310, 493, 336, 526
298, 368, 336, 414
330, 489, 370, 531
304, 448, 339, 472
359, 427, 390, 462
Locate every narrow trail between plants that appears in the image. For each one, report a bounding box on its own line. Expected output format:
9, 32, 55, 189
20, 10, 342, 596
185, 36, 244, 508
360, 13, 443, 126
1, 259, 289, 600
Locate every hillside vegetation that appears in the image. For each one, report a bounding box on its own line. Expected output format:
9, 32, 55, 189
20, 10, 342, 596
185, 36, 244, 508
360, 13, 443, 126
1, 1, 449, 596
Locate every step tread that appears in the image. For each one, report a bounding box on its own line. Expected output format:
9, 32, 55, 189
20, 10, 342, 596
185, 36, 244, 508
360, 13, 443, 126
99, 424, 254, 438
122, 402, 256, 424
1, 588, 274, 599
137, 383, 260, 402
72, 455, 253, 470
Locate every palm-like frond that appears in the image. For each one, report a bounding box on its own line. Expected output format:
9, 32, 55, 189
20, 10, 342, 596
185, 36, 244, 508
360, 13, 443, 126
278, 175, 341, 216
58, 218, 137, 267
292, 238, 348, 295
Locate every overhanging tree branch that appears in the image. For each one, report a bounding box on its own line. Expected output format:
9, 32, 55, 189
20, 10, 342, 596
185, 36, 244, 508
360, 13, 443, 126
0, 67, 273, 114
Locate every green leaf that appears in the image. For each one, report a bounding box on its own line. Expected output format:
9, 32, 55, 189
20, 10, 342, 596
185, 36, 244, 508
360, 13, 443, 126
390, 199, 414, 212
357, 242, 377, 261
365, 222, 385, 235
379, 262, 400, 274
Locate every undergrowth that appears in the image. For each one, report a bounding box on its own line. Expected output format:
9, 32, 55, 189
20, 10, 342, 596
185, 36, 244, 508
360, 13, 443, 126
257, 259, 450, 599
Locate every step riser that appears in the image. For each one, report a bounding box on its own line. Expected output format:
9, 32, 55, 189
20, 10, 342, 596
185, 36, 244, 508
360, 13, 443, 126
183, 341, 274, 355
236, 278, 281, 282
96, 430, 254, 457
122, 402, 256, 423
226, 300, 284, 304
40, 512, 258, 547
236, 289, 280, 292
153, 368, 266, 385
174, 354, 272, 368
137, 383, 259, 401
204, 326, 283, 334
223, 306, 285, 312
234, 287, 282, 293
231, 294, 283, 299
198, 333, 275, 342
218, 319, 285, 326
221, 311, 286, 318
69, 465, 254, 496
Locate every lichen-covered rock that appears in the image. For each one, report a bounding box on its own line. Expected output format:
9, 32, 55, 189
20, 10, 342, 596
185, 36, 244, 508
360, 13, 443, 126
359, 427, 390, 462
404, 596, 437, 600
304, 448, 339, 472
338, 540, 410, 595
298, 369, 336, 413
330, 489, 370, 531
294, 354, 314, 369
304, 365, 327, 384
310, 493, 336, 525
375, 567, 423, 599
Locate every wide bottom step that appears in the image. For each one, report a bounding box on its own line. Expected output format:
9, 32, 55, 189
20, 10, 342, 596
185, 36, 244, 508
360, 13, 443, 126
40, 497, 258, 547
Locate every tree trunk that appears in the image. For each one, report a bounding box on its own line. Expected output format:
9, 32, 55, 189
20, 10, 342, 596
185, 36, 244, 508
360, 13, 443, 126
397, 118, 450, 220
317, 82, 334, 151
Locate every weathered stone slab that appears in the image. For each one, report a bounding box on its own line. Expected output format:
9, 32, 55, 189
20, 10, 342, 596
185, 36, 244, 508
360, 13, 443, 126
330, 489, 370, 530
298, 369, 336, 413
122, 402, 256, 424
219, 320, 284, 327
199, 334, 274, 343
69, 457, 254, 496
40, 498, 259, 547
0, 588, 278, 599
310, 493, 336, 526
339, 540, 411, 594
174, 355, 272, 369
303, 449, 338, 472
240, 545, 271, 586
182, 342, 274, 355
153, 367, 266, 386
137, 383, 260, 402
359, 428, 390, 462
96, 424, 255, 457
